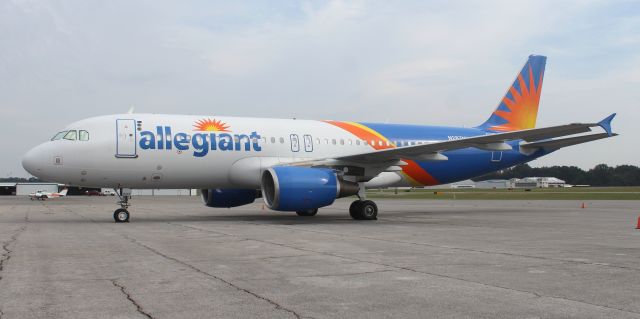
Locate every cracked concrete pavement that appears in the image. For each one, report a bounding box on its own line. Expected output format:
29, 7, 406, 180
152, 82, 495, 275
0, 196, 639, 318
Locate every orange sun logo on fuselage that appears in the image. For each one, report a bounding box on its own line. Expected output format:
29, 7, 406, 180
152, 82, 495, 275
193, 118, 231, 132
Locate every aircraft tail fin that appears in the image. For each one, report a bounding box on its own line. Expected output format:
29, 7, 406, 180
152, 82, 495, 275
478, 55, 547, 132
59, 188, 68, 196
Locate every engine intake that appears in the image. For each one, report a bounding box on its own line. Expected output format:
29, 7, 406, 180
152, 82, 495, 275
261, 167, 359, 211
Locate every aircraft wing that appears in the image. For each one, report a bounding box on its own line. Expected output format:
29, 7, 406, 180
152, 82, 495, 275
335, 114, 617, 163
291, 114, 617, 170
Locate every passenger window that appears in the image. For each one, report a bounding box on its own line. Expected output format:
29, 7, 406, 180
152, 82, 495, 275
51, 131, 67, 141
63, 130, 77, 140
378, 140, 383, 146
332, 139, 336, 145
279, 137, 285, 144
340, 139, 344, 145
270, 137, 276, 143
348, 139, 353, 145
79, 130, 89, 141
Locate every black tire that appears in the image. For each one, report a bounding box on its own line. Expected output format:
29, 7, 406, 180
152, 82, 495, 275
296, 208, 318, 217
349, 201, 363, 220
358, 200, 378, 220
114, 208, 130, 223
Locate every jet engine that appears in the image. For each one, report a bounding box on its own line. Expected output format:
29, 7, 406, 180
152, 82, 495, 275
261, 167, 359, 211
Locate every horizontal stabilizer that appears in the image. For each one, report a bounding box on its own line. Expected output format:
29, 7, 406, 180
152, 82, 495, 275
520, 133, 616, 152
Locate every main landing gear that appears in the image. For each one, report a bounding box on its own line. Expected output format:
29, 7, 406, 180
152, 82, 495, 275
349, 200, 378, 220
113, 188, 132, 223
349, 183, 378, 220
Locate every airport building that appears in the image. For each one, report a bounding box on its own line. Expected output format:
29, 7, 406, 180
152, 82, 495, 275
0, 182, 61, 196
512, 177, 566, 188
448, 180, 476, 189
16, 183, 61, 195
0, 183, 17, 195
474, 179, 511, 189
420, 177, 567, 190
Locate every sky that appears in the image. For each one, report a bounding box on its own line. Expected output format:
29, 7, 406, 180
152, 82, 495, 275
1, 0, 639, 177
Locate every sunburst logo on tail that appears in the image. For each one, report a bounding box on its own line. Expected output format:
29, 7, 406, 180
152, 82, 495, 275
193, 118, 230, 132
490, 65, 543, 132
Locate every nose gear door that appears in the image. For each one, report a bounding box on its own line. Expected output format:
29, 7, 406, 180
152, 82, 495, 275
116, 119, 138, 158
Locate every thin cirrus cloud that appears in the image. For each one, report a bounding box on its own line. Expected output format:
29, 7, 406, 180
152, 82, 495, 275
0, 0, 638, 177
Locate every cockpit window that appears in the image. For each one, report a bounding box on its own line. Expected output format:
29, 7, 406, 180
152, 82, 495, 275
51, 131, 67, 141
63, 130, 78, 140
79, 130, 89, 141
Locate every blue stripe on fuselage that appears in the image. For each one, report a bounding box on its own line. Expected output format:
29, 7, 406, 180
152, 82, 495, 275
361, 122, 549, 184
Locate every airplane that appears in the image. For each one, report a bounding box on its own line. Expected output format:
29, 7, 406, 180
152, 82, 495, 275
29, 188, 68, 201
21, 55, 617, 222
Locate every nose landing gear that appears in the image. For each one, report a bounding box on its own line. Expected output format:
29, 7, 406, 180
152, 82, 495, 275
114, 208, 130, 223
113, 188, 132, 223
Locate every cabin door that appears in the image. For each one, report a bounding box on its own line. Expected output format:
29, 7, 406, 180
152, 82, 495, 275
116, 119, 138, 158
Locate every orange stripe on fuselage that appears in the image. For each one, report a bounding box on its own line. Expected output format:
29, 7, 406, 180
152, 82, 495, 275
323, 120, 393, 150
322, 120, 440, 186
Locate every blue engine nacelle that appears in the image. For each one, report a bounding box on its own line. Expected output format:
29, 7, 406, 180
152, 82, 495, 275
201, 188, 259, 208
261, 167, 359, 211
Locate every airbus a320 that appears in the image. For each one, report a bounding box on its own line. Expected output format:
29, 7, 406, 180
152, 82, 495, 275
22, 55, 618, 222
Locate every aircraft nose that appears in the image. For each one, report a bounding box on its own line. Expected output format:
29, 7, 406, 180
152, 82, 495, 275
22, 145, 46, 177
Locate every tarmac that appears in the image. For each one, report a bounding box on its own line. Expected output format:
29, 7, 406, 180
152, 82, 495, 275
0, 196, 639, 319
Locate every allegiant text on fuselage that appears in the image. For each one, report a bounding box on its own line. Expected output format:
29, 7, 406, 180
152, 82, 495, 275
139, 126, 262, 157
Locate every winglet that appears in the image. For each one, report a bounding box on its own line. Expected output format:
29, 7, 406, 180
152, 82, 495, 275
598, 113, 616, 136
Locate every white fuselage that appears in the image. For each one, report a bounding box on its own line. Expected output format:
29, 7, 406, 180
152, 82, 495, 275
22, 114, 417, 189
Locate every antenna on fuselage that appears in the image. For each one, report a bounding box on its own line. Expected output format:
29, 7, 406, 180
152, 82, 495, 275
127, 106, 135, 114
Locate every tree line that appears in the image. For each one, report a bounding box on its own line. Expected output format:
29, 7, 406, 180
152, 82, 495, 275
474, 164, 640, 186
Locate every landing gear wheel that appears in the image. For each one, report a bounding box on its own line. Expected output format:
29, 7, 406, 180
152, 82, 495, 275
349, 201, 363, 220
113, 208, 130, 223
349, 200, 378, 220
296, 208, 318, 217
359, 200, 378, 220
